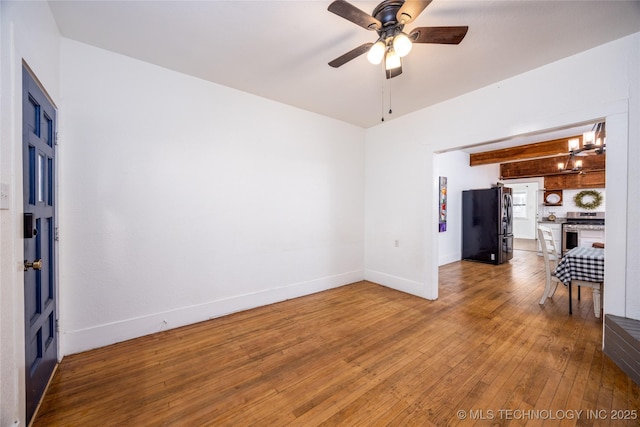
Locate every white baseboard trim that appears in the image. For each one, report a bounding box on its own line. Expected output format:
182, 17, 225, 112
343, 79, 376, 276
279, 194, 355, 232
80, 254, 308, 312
438, 253, 460, 266
62, 270, 364, 355
364, 269, 431, 299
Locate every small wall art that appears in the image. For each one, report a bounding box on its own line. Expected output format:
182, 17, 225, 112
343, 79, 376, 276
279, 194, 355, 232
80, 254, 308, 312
439, 176, 447, 232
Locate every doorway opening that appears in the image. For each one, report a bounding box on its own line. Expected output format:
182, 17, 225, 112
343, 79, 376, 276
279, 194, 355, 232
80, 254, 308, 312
502, 181, 540, 252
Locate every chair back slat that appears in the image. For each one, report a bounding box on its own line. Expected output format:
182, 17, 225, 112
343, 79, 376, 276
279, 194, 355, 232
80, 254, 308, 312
537, 226, 560, 275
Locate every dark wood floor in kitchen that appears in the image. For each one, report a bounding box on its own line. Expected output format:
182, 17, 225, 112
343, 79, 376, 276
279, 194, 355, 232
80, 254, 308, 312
33, 250, 640, 426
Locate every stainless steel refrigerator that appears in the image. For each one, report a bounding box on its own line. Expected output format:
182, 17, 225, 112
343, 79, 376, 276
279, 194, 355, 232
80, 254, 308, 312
462, 186, 513, 264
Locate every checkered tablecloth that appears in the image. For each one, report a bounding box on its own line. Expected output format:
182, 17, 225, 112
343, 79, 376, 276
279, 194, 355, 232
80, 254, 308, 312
554, 246, 605, 285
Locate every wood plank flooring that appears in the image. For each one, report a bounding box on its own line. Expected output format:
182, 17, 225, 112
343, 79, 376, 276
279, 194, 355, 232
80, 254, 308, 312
32, 250, 640, 426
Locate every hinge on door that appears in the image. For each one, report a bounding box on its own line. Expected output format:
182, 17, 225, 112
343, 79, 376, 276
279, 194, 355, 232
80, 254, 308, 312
54, 226, 59, 241
54, 131, 59, 146
56, 320, 60, 333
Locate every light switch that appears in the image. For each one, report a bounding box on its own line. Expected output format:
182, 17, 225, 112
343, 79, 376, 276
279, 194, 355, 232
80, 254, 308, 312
0, 182, 9, 210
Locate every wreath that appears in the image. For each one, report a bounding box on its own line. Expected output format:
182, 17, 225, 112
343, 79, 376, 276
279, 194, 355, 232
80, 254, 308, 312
573, 190, 603, 210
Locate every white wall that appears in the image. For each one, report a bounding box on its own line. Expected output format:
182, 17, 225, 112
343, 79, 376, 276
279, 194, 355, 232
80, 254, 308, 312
365, 34, 640, 322
363, 130, 432, 297
627, 29, 640, 318
0, 2, 61, 425
58, 39, 366, 355
434, 151, 500, 265
539, 188, 606, 219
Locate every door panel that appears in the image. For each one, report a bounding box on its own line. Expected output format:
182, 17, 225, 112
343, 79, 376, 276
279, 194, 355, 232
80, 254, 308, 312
23, 67, 57, 425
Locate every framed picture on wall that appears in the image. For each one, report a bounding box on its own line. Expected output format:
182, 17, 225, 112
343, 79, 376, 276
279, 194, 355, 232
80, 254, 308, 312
439, 176, 447, 232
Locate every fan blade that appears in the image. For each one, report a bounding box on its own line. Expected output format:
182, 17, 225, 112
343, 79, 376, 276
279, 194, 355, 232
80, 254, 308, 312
409, 26, 469, 44
328, 0, 381, 31
329, 43, 374, 68
397, 0, 432, 25
386, 64, 402, 79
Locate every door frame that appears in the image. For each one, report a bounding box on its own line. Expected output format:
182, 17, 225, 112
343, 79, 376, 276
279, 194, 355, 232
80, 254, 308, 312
500, 179, 543, 240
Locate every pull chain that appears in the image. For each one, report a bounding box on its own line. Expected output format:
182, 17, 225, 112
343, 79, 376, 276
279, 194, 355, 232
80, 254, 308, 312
388, 77, 393, 116
380, 69, 394, 121
381, 69, 385, 122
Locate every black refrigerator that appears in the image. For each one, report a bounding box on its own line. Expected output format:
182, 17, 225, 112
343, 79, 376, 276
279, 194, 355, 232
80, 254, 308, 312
462, 186, 514, 264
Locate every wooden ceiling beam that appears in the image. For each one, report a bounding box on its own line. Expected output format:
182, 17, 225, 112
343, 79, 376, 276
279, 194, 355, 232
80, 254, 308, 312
545, 171, 606, 190
469, 136, 579, 166
500, 154, 605, 180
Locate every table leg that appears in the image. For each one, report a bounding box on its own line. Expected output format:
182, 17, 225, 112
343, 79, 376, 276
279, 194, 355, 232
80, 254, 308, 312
568, 282, 572, 315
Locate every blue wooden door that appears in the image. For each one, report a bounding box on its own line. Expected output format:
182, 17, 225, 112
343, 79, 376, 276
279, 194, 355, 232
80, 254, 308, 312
22, 67, 58, 424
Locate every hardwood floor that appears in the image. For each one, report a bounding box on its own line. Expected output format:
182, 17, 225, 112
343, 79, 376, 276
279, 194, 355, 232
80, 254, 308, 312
514, 238, 538, 252
33, 250, 640, 426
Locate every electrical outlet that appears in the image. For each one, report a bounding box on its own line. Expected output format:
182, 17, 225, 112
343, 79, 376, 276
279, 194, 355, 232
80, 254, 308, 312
394, 240, 399, 247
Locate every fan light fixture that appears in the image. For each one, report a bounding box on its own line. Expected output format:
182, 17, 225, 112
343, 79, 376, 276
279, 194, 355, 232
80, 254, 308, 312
393, 32, 412, 57
384, 48, 401, 70
327, 0, 469, 80
558, 122, 605, 172
367, 33, 412, 70
367, 40, 386, 64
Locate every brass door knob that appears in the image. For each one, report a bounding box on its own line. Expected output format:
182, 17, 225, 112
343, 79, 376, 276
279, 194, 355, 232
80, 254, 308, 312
24, 259, 43, 271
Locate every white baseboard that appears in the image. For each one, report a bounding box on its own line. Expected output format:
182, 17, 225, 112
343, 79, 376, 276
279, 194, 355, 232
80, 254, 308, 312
62, 270, 364, 355
438, 252, 460, 266
364, 269, 432, 299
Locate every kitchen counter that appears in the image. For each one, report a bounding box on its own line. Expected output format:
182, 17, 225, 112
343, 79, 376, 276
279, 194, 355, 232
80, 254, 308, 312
538, 218, 566, 224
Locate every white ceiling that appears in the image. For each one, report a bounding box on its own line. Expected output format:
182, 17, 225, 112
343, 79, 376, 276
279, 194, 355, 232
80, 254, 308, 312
48, 0, 640, 130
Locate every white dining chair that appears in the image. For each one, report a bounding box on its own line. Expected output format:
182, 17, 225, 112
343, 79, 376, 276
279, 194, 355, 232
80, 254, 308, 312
538, 226, 563, 304
572, 279, 603, 318
539, 226, 603, 317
